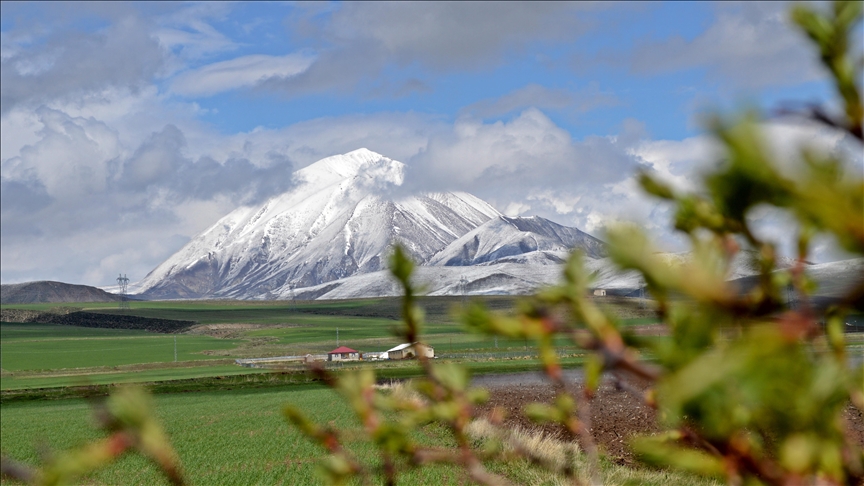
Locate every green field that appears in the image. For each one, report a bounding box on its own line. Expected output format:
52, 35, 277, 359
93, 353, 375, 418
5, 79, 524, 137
0, 323, 240, 371
1, 297, 855, 484
0, 384, 717, 486
2, 297, 646, 391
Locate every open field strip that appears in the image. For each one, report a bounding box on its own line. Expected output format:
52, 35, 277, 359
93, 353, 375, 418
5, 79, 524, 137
1, 354, 588, 392
1, 366, 272, 391
0, 384, 718, 485
0, 324, 241, 371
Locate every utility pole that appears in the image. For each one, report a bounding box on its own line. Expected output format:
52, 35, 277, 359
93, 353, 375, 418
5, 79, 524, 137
174, 335, 177, 362
460, 276, 468, 306
117, 274, 129, 311
337, 327, 339, 347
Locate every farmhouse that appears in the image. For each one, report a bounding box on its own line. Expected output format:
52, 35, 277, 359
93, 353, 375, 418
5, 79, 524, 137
593, 289, 606, 296
386, 342, 434, 360
328, 346, 360, 361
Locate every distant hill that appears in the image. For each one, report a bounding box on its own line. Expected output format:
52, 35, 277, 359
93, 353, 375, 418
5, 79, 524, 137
1, 281, 123, 304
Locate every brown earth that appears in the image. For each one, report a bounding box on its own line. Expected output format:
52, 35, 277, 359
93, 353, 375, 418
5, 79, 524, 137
475, 379, 864, 467
186, 322, 305, 339
475, 379, 657, 465
0, 309, 193, 333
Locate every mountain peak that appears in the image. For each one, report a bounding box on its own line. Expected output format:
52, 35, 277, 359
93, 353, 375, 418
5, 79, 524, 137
132, 150, 605, 300
297, 148, 403, 183
346, 147, 381, 158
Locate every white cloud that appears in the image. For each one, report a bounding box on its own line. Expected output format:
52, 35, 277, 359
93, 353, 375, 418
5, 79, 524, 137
2, 107, 122, 199
503, 201, 532, 217
171, 53, 315, 97
264, 2, 609, 97
0, 15, 165, 114
629, 2, 820, 88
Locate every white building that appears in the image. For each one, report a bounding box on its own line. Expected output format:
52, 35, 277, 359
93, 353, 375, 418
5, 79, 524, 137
386, 342, 434, 360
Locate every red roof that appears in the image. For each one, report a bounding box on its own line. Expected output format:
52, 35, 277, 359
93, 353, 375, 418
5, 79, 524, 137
328, 346, 358, 354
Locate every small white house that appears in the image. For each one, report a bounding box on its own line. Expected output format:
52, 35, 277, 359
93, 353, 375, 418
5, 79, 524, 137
327, 346, 360, 362
593, 289, 607, 296
386, 342, 434, 360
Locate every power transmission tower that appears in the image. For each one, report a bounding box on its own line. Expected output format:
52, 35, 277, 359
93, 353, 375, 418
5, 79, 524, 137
117, 274, 129, 311
460, 276, 468, 306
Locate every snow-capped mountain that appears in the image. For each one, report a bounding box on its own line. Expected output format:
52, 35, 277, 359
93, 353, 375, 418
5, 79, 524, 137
132, 148, 853, 301
135, 149, 507, 299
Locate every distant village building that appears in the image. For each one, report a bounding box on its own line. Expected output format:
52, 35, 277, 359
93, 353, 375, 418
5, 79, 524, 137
328, 346, 360, 361
386, 342, 434, 360
362, 351, 388, 361
593, 289, 607, 296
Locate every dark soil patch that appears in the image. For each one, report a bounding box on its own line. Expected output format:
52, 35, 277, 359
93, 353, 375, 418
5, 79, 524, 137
475, 379, 656, 465
2, 309, 193, 333
475, 379, 864, 466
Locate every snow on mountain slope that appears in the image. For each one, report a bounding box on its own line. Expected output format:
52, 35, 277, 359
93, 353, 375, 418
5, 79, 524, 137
135, 149, 503, 299
284, 263, 566, 300
429, 215, 606, 267
803, 258, 863, 298
584, 249, 803, 295
282, 254, 862, 302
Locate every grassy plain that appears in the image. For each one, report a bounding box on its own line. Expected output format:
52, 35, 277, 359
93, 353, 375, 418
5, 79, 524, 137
2, 297, 854, 484
0, 384, 719, 486
2, 296, 653, 391
0, 324, 240, 371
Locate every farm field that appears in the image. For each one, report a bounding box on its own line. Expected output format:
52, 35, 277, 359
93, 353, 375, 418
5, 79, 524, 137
0, 297, 858, 484
3, 297, 857, 392
0, 323, 241, 371
0, 365, 270, 391
1, 296, 654, 391
0, 383, 719, 485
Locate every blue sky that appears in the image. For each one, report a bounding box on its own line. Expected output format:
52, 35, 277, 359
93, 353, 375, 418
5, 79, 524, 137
0, 1, 858, 285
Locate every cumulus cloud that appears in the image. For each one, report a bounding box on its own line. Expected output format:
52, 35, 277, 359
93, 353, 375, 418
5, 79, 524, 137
200, 111, 448, 171
113, 124, 297, 204
398, 108, 656, 238
0, 106, 301, 285
0, 16, 165, 114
